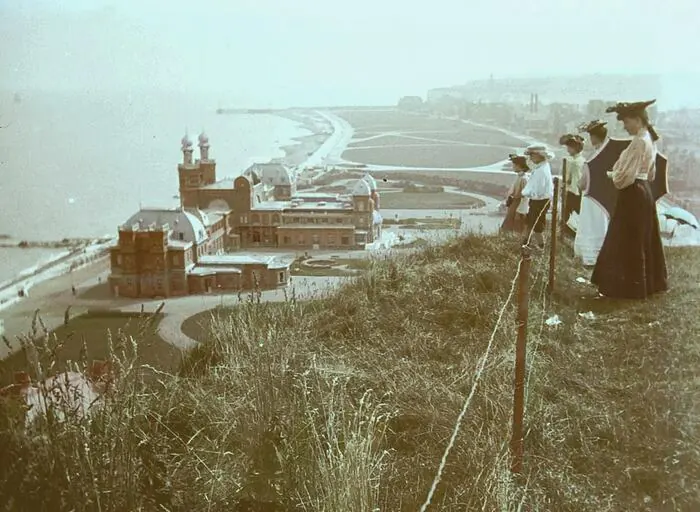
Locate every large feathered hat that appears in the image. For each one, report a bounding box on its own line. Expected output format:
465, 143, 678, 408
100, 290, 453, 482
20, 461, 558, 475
508, 153, 528, 168
605, 99, 656, 120
577, 119, 608, 134
558, 133, 585, 147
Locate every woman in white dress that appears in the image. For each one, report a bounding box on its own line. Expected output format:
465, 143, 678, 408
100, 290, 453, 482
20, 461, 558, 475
574, 162, 609, 266
574, 120, 610, 266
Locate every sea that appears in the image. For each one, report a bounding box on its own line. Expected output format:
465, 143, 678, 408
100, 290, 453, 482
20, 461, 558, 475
0, 89, 315, 285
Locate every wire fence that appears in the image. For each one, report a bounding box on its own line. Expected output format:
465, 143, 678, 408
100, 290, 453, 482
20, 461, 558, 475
419, 196, 556, 511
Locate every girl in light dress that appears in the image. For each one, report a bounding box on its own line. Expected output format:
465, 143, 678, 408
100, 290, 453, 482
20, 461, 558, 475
500, 154, 530, 235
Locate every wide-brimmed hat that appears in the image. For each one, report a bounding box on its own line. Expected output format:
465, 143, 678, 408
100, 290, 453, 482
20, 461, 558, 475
605, 99, 656, 120
558, 133, 585, 147
578, 119, 607, 133
508, 153, 528, 168
523, 144, 555, 160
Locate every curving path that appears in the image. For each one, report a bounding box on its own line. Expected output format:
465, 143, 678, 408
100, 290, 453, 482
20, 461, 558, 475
117, 276, 349, 350
300, 111, 355, 169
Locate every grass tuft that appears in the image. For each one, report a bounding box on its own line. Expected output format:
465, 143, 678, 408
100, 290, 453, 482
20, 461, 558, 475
0, 233, 698, 511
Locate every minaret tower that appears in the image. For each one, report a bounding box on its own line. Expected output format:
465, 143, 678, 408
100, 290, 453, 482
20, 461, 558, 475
197, 130, 217, 185
198, 131, 210, 161
178, 132, 196, 208
181, 132, 193, 165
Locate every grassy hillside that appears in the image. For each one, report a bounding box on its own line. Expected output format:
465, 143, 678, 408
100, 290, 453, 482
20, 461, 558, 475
0, 234, 698, 511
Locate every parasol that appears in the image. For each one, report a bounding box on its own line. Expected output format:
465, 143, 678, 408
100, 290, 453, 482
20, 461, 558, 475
661, 206, 699, 229
586, 138, 630, 218
650, 151, 669, 203
586, 140, 669, 218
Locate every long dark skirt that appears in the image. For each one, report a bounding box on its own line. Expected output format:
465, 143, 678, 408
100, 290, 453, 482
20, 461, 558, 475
591, 180, 668, 299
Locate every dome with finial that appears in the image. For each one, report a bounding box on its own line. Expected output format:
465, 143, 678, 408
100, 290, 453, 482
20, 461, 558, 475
198, 131, 209, 145
351, 178, 372, 196
362, 173, 378, 191
181, 133, 193, 149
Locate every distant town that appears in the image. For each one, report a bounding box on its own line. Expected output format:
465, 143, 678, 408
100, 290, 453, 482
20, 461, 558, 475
398, 74, 700, 216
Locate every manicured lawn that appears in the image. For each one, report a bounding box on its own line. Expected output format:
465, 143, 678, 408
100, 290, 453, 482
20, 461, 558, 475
342, 144, 510, 168
384, 217, 462, 229
379, 191, 483, 209
334, 109, 524, 147
290, 257, 372, 277
0, 310, 182, 385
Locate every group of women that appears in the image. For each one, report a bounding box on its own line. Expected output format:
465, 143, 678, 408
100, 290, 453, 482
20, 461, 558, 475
500, 100, 668, 300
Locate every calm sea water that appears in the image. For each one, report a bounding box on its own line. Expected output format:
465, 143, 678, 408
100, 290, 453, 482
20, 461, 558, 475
0, 90, 313, 284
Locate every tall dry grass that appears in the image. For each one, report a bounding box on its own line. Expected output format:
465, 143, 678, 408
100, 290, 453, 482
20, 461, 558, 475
0, 233, 698, 511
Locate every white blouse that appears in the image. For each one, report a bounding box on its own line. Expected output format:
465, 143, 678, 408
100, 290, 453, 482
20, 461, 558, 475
522, 161, 554, 200
610, 129, 656, 190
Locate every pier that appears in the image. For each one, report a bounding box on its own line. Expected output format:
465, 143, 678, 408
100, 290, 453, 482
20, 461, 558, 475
0, 237, 109, 250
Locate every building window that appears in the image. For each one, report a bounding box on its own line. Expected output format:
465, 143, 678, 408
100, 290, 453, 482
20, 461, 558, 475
272, 214, 280, 225
252, 213, 260, 224
328, 235, 336, 245
178, 232, 184, 241
240, 215, 248, 224
336, 217, 343, 223
278, 271, 285, 283
312, 234, 320, 245
358, 201, 365, 212
298, 235, 305, 245
341, 236, 350, 245
283, 236, 291, 245
253, 232, 261, 243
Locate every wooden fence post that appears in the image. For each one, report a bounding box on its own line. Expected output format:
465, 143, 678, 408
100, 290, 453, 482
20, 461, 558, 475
548, 177, 559, 295
560, 158, 568, 236
511, 245, 532, 475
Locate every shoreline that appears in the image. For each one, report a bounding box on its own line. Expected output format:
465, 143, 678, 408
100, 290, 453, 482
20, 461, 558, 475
0, 239, 114, 315
0, 111, 330, 310
0, 110, 337, 349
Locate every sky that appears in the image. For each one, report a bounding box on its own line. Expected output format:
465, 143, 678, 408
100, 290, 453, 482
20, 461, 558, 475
1, 0, 699, 106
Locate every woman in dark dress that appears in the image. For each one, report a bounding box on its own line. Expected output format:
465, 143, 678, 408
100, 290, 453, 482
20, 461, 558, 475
590, 100, 668, 299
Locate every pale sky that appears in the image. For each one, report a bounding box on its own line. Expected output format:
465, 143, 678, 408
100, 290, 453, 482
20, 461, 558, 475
1, 0, 698, 106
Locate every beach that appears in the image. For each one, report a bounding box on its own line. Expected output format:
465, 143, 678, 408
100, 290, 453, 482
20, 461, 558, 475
0, 95, 334, 348
4, 104, 697, 356
0, 105, 514, 350
0, 89, 322, 283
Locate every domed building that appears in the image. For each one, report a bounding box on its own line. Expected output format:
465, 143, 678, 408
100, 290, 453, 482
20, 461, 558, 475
109, 134, 383, 298
108, 206, 293, 298
175, 133, 381, 249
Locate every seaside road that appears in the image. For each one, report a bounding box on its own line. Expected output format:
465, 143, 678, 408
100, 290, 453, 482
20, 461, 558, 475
0, 258, 113, 358
0, 267, 349, 359
115, 276, 349, 350
301, 111, 354, 170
